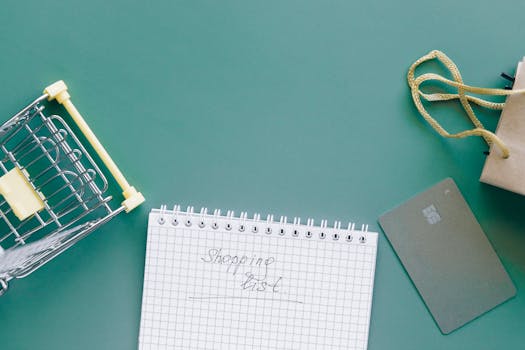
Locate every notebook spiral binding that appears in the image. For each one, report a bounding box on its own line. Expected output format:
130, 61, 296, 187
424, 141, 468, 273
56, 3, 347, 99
154, 205, 370, 244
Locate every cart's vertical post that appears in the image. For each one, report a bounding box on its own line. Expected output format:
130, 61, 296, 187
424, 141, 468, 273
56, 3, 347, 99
0, 246, 7, 296
43, 81, 144, 212
0, 278, 7, 296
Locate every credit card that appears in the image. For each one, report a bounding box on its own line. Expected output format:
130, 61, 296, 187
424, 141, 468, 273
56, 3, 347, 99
379, 178, 516, 334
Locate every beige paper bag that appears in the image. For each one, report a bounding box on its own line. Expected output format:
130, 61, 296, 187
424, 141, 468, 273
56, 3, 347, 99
481, 58, 525, 195
408, 50, 525, 196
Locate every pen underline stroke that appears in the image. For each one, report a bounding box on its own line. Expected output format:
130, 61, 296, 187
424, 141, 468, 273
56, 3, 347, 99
188, 295, 304, 304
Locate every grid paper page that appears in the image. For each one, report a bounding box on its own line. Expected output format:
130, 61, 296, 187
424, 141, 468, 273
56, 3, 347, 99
139, 209, 378, 350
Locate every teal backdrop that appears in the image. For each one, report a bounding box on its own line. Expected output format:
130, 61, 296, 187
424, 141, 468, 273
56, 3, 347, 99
1, 1, 524, 349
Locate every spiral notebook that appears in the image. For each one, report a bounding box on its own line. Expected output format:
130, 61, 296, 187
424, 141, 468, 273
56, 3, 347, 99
139, 206, 378, 350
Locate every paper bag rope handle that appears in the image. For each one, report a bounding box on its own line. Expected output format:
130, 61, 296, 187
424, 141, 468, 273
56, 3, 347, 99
407, 50, 525, 159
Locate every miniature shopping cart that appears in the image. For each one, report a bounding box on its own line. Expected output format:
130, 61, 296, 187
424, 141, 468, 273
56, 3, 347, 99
0, 81, 144, 296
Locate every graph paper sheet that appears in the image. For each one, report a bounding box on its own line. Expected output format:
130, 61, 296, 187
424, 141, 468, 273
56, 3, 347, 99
139, 208, 378, 350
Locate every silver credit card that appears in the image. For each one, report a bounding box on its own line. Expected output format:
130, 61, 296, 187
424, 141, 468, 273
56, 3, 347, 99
379, 178, 516, 334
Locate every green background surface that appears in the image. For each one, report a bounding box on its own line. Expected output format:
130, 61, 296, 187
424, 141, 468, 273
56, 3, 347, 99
1, 1, 524, 349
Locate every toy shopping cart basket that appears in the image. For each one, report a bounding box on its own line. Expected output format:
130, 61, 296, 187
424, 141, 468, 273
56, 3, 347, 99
0, 81, 144, 296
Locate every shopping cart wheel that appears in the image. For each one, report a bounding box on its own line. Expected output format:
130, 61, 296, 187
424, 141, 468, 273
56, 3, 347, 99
0, 279, 7, 296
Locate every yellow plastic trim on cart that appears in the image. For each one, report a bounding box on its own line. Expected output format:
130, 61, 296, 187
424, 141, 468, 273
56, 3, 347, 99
0, 168, 44, 220
43, 81, 145, 212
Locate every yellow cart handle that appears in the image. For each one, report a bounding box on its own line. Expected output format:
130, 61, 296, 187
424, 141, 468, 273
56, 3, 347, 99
44, 81, 145, 212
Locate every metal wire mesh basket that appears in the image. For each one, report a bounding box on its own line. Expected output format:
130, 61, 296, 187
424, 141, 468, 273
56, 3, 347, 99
0, 81, 144, 296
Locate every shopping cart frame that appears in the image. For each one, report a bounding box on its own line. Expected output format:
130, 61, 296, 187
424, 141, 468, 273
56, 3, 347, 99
0, 81, 144, 296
